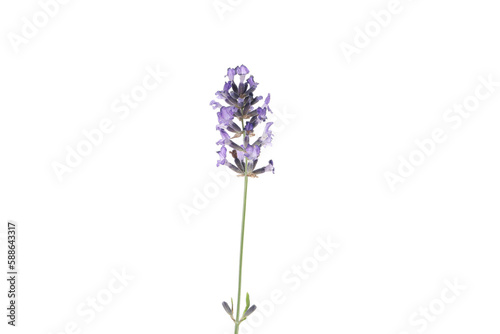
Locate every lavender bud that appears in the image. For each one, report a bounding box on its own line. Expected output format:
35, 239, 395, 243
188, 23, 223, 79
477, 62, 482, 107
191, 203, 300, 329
242, 305, 257, 319
222, 301, 232, 316
231, 82, 238, 93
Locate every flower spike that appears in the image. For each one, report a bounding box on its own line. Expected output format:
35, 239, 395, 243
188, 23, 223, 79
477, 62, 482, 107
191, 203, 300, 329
210, 65, 275, 176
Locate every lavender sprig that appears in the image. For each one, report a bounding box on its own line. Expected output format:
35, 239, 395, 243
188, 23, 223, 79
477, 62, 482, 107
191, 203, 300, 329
211, 65, 274, 333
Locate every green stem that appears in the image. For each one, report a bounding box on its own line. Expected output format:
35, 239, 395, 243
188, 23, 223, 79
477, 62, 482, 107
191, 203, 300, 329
234, 162, 249, 334
233, 116, 250, 334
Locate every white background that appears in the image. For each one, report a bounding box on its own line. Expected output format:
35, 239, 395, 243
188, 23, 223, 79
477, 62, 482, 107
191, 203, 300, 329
1, 0, 500, 333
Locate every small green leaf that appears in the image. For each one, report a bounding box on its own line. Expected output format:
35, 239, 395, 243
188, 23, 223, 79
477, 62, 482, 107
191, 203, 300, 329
231, 298, 234, 313
243, 293, 250, 314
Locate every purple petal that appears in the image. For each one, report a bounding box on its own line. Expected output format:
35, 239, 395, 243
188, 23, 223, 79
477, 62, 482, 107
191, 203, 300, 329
244, 145, 260, 161
210, 100, 222, 110
217, 146, 227, 167
265, 160, 275, 174
260, 122, 274, 147
236, 65, 249, 75
247, 76, 258, 88
253, 160, 275, 175
264, 94, 271, 105
257, 107, 267, 121
216, 129, 231, 145
217, 106, 236, 129
236, 149, 245, 161
244, 122, 254, 131
226, 68, 236, 81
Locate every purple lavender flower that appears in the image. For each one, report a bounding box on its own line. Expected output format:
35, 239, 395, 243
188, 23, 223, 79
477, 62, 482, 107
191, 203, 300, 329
253, 122, 273, 148
216, 146, 227, 167
215, 82, 232, 100
244, 122, 254, 132
226, 68, 236, 82
236, 149, 245, 161
247, 76, 258, 89
244, 145, 260, 161
257, 107, 267, 122
211, 65, 275, 177
210, 100, 222, 110
217, 129, 245, 152
254, 160, 274, 175
260, 122, 274, 147
216, 129, 231, 146
216, 106, 236, 130
262, 94, 272, 113
236, 65, 249, 75
265, 160, 275, 173
236, 65, 249, 82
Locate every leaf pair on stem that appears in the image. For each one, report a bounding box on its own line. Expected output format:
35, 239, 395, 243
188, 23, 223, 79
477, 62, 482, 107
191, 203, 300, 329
222, 293, 257, 324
